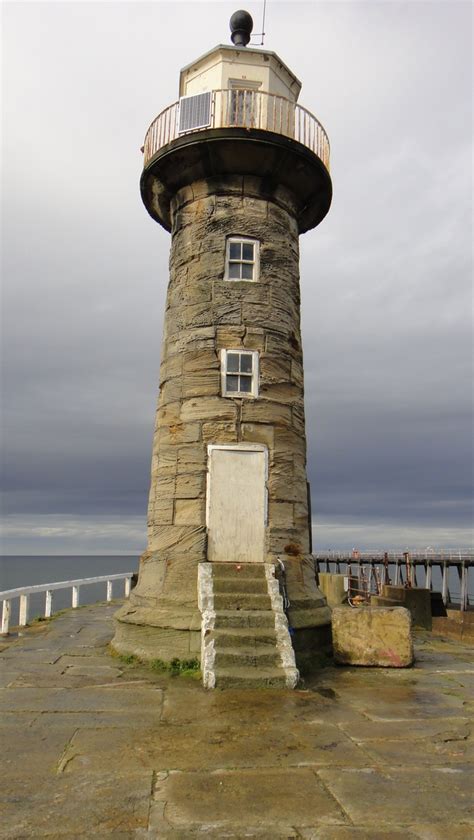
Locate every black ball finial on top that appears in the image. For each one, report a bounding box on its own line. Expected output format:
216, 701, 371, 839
230, 10, 253, 46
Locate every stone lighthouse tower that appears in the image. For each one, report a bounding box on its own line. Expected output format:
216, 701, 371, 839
113, 11, 332, 687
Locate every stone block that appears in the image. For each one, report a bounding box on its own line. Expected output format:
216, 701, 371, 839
152, 447, 177, 476
293, 501, 310, 532
166, 327, 216, 354
241, 423, 274, 449
216, 325, 245, 349
181, 397, 238, 423
269, 501, 294, 528
318, 573, 349, 607
158, 423, 201, 445
331, 606, 414, 667
183, 348, 219, 372
241, 401, 292, 426
213, 302, 242, 325
151, 475, 175, 499
156, 402, 181, 427
182, 371, 220, 398
147, 497, 174, 525
201, 421, 238, 444
174, 498, 205, 525
169, 279, 213, 306
174, 472, 205, 499
148, 525, 207, 557
243, 327, 265, 351
177, 443, 207, 471
259, 354, 292, 384
259, 382, 302, 405
274, 428, 306, 458
183, 301, 213, 329
242, 302, 271, 325
159, 378, 182, 405
160, 353, 183, 381
292, 404, 306, 433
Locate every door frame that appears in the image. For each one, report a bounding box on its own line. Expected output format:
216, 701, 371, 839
205, 443, 269, 532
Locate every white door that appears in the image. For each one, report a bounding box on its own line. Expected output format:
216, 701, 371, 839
207, 446, 267, 563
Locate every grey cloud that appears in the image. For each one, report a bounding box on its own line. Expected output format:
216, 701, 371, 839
2, 2, 472, 553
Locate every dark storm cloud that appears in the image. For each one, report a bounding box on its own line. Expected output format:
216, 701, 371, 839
1, 2, 472, 553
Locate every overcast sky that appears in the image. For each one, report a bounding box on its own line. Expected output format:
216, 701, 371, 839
1, 0, 472, 555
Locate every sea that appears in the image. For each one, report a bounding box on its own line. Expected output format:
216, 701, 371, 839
0, 555, 139, 626
0, 554, 471, 628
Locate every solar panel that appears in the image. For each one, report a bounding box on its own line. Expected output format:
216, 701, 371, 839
178, 92, 212, 133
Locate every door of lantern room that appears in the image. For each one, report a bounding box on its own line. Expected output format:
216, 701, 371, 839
206, 445, 267, 563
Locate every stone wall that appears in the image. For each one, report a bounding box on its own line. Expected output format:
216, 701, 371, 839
144, 175, 311, 567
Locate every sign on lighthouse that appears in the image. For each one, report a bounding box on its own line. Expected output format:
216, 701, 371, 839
113, 11, 332, 688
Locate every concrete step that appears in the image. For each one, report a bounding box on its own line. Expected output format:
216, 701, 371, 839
214, 647, 281, 668
214, 666, 287, 689
210, 562, 268, 580
212, 578, 268, 595
212, 627, 278, 647
213, 610, 276, 629
213, 593, 272, 611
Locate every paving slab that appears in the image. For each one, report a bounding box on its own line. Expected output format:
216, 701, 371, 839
0, 602, 472, 837
151, 768, 347, 830
317, 765, 473, 826
60, 719, 368, 773
0, 771, 153, 838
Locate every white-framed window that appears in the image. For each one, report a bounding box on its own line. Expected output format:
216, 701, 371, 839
225, 237, 259, 281
221, 349, 259, 398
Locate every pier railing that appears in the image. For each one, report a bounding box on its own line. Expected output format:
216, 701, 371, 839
314, 552, 473, 611
0, 572, 134, 635
143, 88, 330, 171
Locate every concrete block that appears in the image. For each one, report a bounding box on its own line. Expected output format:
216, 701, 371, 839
332, 606, 414, 667
318, 573, 349, 607
380, 586, 432, 630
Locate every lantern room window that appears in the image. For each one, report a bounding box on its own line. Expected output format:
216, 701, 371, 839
221, 350, 259, 397
225, 237, 259, 281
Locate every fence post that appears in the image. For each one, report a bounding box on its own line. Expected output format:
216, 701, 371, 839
106, 580, 113, 602
395, 558, 401, 585
19, 594, 30, 626
72, 585, 80, 609
441, 562, 449, 606
460, 562, 467, 612
45, 590, 53, 618
1, 600, 11, 635
125, 577, 131, 597
425, 561, 432, 591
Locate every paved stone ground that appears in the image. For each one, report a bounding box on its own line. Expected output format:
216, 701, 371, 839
0, 602, 472, 839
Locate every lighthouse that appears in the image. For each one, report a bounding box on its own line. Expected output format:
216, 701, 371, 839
113, 11, 332, 687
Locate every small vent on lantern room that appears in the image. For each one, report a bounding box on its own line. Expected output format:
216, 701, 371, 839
178, 92, 212, 133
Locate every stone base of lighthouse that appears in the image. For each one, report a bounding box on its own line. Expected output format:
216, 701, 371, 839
113, 549, 331, 669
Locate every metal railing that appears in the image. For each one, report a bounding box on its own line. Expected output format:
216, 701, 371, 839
314, 551, 473, 612
0, 572, 134, 635
143, 89, 330, 171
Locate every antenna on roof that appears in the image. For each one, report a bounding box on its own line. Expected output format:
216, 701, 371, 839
250, 0, 267, 46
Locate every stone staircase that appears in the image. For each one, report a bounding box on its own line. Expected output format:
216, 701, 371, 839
198, 562, 299, 689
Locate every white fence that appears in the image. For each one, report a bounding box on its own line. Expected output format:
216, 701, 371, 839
0, 572, 134, 635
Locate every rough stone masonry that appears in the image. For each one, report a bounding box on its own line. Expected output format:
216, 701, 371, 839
113, 174, 330, 664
